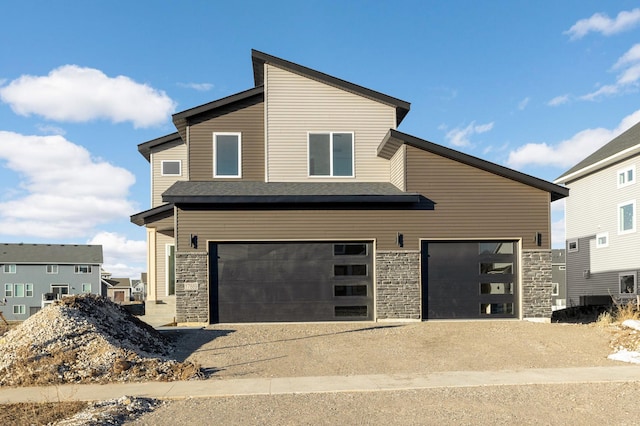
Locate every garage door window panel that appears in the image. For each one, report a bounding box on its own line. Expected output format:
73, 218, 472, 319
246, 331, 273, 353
334, 264, 367, 276
334, 285, 367, 297
334, 243, 367, 256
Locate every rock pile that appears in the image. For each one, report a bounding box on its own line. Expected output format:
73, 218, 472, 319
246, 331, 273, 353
0, 294, 201, 387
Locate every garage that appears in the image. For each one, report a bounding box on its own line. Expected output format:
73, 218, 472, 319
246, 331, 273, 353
421, 240, 518, 319
209, 241, 373, 323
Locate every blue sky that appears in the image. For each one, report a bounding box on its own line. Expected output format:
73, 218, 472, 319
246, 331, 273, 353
1, 1, 640, 276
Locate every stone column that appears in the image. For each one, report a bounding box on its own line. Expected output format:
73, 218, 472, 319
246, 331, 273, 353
175, 252, 209, 324
375, 250, 421, 320
521, 249, 553, 320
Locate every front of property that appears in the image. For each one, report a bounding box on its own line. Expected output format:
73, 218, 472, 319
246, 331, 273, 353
132, 50, 567, 324
0, 243, 103, 321
556, 122, 640, 307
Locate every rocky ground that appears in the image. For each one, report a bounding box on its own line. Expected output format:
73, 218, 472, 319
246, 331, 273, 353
3, 297, 640, 424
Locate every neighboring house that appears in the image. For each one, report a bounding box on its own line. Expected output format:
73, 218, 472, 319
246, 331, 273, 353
131, 49, 568, 324
555, 122, 640, 307
106, 277, 132, 303
551, 249, 566, 311
0, 243, 103, 321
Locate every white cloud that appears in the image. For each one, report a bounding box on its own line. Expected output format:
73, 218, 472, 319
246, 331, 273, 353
551, 216, 566, 248
548, 94, 570, 106
581, 44, 640, 100
507, 109, 640, 169
565, 8, 640, 40
88, 231, 146, 278
177, 82, 214, 91
443, 121, 494, 147
518, 97, 530, 110
35, 123, 66, 135
0, 131, 136, 238
0, 65, 176, 128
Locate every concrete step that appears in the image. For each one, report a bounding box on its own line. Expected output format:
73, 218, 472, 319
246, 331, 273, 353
138, 296, 176, 327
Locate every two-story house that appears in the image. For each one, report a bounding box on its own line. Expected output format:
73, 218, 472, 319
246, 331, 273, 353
555, 121, 640, 307
131, 50, 568, 324
0, 243, 104, 320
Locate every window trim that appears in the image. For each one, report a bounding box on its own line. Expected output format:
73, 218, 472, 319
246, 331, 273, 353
213, 132, 242, 178
618, 200, 636, 235
13, 283, 24, 298
596, 232, 609, 248
25, 283, 33, 297
4, 283, 12, 298
551, 282, 560, 296
81, 283, 92, 293
74, 265, 93, 274
46, 264, 58, 274
307, 131, 355, 178
161, 160, 182, 176
13, 305, 26, 315
3, 264, 16, 274
617, 165, 636, 188
619, 271, 637, 295
568, 240, 578, 253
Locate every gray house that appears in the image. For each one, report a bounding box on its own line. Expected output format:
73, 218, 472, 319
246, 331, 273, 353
555, 121, 640, 307
551, 249, 566, 311
0, 243, 104, 321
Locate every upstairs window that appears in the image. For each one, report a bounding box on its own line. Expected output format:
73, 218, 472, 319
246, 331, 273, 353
308, 132, 354, 177
214, 133, 242, 178
75, 265, 92, 274
596, 232, 609, 248
3, 264, 16, 274
618, 165, 635, 188
619, 200, 636, 234
46, 265, 58, 274
161, 160, 182, 176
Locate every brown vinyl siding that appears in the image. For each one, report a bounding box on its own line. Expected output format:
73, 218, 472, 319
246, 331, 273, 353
188, 96, 264, 181
175, 145, 550, 253
404, 145, 550, 250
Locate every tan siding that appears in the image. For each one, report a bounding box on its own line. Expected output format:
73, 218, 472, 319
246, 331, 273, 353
265, 64, 396, 182
405, 146, 550, 250
389, 145, 406, 191
146, 228, 157, 301
155, 231, 174, 298
151, 140, 188, 207
189, 98, 264, 181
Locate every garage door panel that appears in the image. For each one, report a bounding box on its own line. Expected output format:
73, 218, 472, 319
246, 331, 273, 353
422, 240, 518, 320
210, 241, 373, 323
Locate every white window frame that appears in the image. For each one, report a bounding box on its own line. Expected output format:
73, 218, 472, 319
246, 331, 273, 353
619, 271, 637, 295
4, 283, 12, 297
74, 265, 92, 274
307, 132, 355, 178
568, 240, 578, 253
46, 264, 58, 274
81, 283, 92, 293
559, 265, 566, 271
596, 232, 609, 248
14, 283, 24, 298
25, 283, 33, 297
618, 200, 636, 235
213, 132, 242, 178
618, 165, 636, 188
551, 282, 559, 296
13, 305, 25, 315
161, 160, 182, 176
3, 264, 16, 274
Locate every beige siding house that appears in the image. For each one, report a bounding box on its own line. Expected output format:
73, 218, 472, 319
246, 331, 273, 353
132, 50, 567, 324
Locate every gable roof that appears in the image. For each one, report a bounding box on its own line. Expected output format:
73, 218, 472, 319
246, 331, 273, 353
0, 243, 103, 264
555, 120, 640, 184
162, 181, 420, 204
251, 49, 411, 126
379, 129, 569, 202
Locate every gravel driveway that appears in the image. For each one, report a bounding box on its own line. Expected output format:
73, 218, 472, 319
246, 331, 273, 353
128, 321, 639, 425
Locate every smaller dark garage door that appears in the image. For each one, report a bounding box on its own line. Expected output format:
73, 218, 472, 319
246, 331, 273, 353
421, 240, 518, 319
209, 241, 373, 323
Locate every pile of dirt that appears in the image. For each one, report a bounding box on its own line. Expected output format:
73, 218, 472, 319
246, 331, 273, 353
0, 295, 202, 387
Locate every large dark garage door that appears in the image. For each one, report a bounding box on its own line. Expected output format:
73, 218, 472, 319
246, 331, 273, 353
421, 240, 518, 319
209, 241, 373, 323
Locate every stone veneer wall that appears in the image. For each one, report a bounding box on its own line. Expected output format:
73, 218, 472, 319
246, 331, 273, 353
175, 252, 208, 323
376, 250, 421, 320
521, 249, 552, 319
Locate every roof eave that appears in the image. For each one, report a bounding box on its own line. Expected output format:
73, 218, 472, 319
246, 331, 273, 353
137, 132, 182, 162
163, 194, 421, 204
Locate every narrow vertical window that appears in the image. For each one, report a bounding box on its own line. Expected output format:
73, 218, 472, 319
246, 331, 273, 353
214, 133, 241, 178
618, 165, 636, 188
619, 201, 636, 234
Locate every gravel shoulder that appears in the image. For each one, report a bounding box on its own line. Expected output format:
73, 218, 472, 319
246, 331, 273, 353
125, 321, 632, 425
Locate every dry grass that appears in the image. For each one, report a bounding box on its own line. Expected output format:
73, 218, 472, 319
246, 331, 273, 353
0, 401, 88, 425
